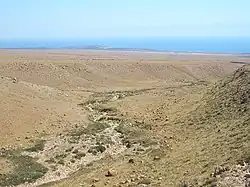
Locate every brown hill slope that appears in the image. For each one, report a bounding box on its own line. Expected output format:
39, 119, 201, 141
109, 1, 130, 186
178, 65, 250, 186
46, 66, 249, 187
200, 64, 249, 118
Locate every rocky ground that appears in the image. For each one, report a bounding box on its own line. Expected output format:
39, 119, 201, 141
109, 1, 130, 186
0, 50, 249, 187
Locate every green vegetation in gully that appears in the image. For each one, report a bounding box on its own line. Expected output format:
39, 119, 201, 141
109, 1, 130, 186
0, 150, 48, 186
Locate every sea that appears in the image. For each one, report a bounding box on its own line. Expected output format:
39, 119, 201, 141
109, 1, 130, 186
0, 37, 250, 54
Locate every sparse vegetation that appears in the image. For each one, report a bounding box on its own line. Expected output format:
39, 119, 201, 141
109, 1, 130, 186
45, 157, 56, 164
1, 50, 249, 187
70, 122, 110, 137
242, 151, 250, 164
24, 140, 46, 152
84, 122, 110, 134
115, 122, 156, 147
67, 136, 80, 144
72, 149, 79, 154
88, 145, 106, 155
65, 147, 74, 152
74, 152, 86, 159
0, 150, 48, 186
179, 182, 189, 187
55, 153, 67, 160
57, 159, 65, 165
96, 135, 113, 145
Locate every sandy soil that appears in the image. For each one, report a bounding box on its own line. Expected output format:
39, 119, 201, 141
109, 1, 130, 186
0, 50, 249, 187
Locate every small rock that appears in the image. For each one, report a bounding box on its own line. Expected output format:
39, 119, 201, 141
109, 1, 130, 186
135, 120, 143, 124
137, 184, 148, 187
136, 147, 145, 152
138, 178, 151, 185
110, 95, 119, 101
104, 180, 110, 185
12, 77, 17, 83
126, 142, 132, 148
128, 158, 135, 164
245, 178, 250, 187
92, 178, 100, 183
128, 182, 137, 187
105, 169, 116, 177
213, 166, 226, 177
139, 174, 146, 178
245, 173, 250, 178
153, 156, 160, 161
120, 180, 128, 184
72, 149, 79, 154
15, 137, 20, 141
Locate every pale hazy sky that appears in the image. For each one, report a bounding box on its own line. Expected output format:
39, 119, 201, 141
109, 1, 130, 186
1, 0, 250, 39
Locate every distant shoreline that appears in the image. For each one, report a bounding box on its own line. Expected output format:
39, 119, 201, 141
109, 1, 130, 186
0, 47, 249, 56
1, 37, 250, 54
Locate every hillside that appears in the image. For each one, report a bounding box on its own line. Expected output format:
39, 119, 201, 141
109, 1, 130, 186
0, 50, 249, 187
178, 65, 250, 186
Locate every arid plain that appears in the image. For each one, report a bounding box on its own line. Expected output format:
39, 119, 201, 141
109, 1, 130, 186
0, 50, 249, 187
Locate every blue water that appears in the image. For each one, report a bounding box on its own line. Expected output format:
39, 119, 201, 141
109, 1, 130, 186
1, 37, 250, 53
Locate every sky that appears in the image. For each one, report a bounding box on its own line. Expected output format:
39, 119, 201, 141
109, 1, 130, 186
1, 0, 250, 39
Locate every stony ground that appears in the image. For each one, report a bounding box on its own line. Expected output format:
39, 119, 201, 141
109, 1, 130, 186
0, 50, 249, 187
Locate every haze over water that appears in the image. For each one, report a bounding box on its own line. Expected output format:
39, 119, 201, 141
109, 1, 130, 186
1, 37, 250, 54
